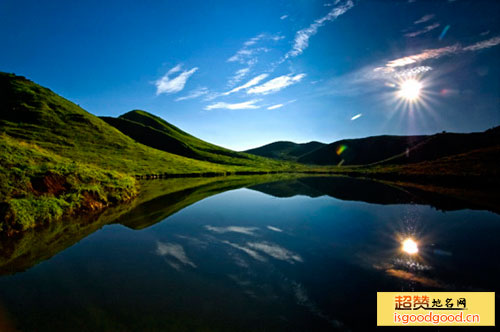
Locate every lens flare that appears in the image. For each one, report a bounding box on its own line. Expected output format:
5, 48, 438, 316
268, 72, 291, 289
336, 144, 347, 155
398, 79, 422, 101
401, 238, 418, 255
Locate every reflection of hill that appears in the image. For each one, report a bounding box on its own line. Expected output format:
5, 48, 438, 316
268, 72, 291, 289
0, 203, 132, 276
116, 176, 280, 230
248, 176, 500, 214
0, 175, 288, 275
250, 176, 416, 203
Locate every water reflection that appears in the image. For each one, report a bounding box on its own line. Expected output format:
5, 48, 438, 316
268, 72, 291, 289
0, 176, 499, 331
401, 238, 419, 254
156, 241, 197, 270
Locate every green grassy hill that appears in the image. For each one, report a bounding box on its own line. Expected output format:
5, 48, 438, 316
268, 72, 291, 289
101, 110, 285, 167
0, 72, 299, 232
244, 141, 325, 161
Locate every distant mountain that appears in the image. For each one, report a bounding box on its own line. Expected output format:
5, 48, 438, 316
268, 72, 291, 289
244, 141, 326, 161
300, 128, 500, 165
246, 127, 500, 166
101, 110, 276, 166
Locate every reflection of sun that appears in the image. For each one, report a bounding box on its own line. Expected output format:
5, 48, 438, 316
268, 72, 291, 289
401, 238, 419, 255
398, 79, 422, 101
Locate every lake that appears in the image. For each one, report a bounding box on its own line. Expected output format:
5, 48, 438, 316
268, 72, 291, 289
0, 176, 499, 331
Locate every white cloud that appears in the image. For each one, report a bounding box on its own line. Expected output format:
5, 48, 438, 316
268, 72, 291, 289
175, 87, 208, 101
156, 241, 196, 268
246, 242, 303, 264
248, 73, 306, 95
224, 73, 269, 95
280, 14, 288, 20
204, 100, 262, 110
267, 226, 283, 232
414, 14, 435, 24
385, 44, 460, 68
228, 33, 283, 65
155, 65, 198, 95
244, 33, 265, 47
267, 104, 284, 110
284, 0, 354, 59
405, 23, 440, 38
228, 47, 268, 64
205, 225, 259, 235
383, 36, 500, 69
463, 36, 500, 51
222, 240, 267, 262
324, 1, 341, 6
351, 113, 362, 120
394, 66, 433, 78
228, 67, 251, 86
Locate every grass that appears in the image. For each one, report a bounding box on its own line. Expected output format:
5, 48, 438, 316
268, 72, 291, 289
0, 73, 300, 176
0, 72, 324, 232
0, 134, 137, 232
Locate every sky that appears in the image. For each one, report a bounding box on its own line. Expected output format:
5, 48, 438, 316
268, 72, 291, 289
1, 0, 499, 150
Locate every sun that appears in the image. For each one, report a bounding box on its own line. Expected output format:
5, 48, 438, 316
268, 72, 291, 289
397, 79, 422, 101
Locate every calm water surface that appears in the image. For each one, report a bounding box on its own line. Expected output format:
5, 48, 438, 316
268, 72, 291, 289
0, 178, 499, 331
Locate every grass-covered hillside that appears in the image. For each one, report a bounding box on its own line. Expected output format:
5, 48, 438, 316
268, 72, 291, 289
101, 110, 287, 167
0, 72, 300, 232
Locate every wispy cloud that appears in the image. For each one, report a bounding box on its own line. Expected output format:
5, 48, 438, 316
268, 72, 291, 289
463, 36, 500, 51
280, 14, 288, 20
204, 100, 262, 110
228, 67, 251, 86
284, 0, 354, 59
228, 33, 283, 65
393, 66, 433, 78
383, 36, 500, 68
246, 242, 303, 264
324, 1, 341, 7
405, 23, 440, 38
205, 225, 259, 235
414, 14, 435, 24
224, 74, 269, 95
248, 73, 306, 95
267, 104, 284, 110
384, 44, 461, 68
228, 48, 268, 64
156, 241, 196, 268
175, 87, 208, 101
222, 240, 267, 262
155, 65, 198, 95
267, 226, 283, 232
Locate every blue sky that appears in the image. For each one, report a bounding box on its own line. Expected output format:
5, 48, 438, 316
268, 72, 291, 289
1, 0, 499, 150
